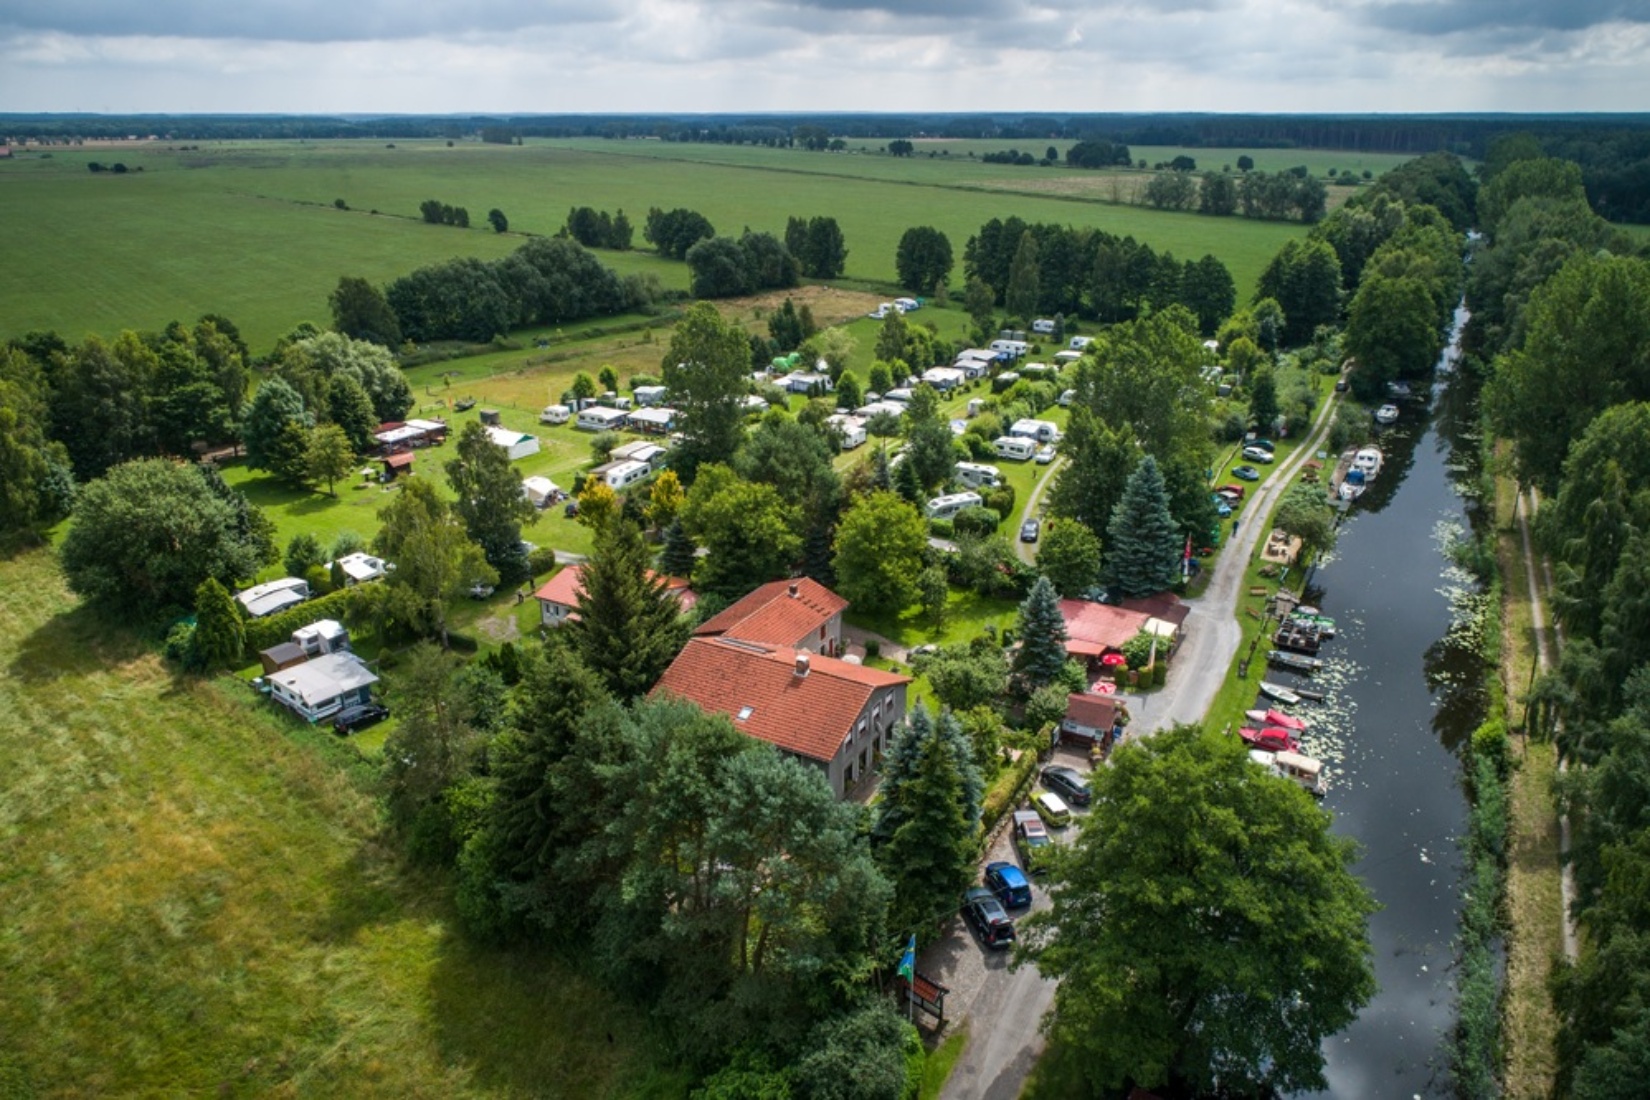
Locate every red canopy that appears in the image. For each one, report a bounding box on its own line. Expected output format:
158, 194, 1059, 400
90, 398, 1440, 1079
1100, 652, 1126, 667
1265, 709, 1307, 731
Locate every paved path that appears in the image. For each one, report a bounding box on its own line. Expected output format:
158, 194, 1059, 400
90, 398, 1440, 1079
938, 390, 1345, 1099
1516, 487, 1578, 962
1014, 457, 1065, 565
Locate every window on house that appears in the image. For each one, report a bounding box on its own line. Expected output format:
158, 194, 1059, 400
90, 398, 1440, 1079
736, 705, 754, 722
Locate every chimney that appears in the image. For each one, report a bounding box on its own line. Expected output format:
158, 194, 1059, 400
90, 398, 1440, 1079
788, 582, 799, 598
795, 652, 810, 677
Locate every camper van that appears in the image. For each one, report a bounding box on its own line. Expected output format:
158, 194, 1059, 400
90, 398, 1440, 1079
989, 339, 1029, 360
954, 462, 1002, 490
925, 491, 984, 521
539, 404, 571, 425
1011, 419, 1061, 444
993, 436, 1036, 462
1069, 335, 1094, 351
1031, 318, 1057, 336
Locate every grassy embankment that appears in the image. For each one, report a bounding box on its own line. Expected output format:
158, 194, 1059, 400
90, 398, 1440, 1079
1492, 466, 1564, 1099
0, 138, 1306, 352
0, 547, 688, 1098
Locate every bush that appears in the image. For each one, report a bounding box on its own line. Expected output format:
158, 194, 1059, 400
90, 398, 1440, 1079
865, 639, 881, 659
1470, 717, 1510, 781
980, 749, 1041, 840
929, 519, 955, 540
953, 506, 1002, 537
526, 545, 559, 579
984, 485, 1016, 518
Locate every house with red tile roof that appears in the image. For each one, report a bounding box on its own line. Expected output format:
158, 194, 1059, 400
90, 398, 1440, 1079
1060, 692, 1128, 748
533, 563, 697, 628
1058, 599, 1154, 658
693, 576, 848, 655
653, 636, 910, 798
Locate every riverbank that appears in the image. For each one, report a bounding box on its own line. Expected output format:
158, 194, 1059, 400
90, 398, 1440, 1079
1494, 467, 1564, 1099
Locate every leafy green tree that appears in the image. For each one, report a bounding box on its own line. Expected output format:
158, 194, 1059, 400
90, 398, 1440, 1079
835, 370, 863, 411
643, 206, 715, 259
664, 302, 753, 482
445, 420, 534, 583
284, 532, 326, 580
1180, 254, 1237, 335
305, 423, 355, 497
736, 412, 842, 514
1068, 308, 1210, 459
901, 383, 955, 494
866, 362, 895, 398
892, 455, 924, 507
1345, 273, 1443, 401
0, 346, 75, 538
277, 330, 413, 424
242, 377, 310, 474
569, 371, 598, 402
686, 236, 752, 298
923, 642, 1009, 712
1248, 363, 1279, 431
895, 226, 954, 294
1047, 407, 1139, 543
768, 297, 812, 352
659, 518, 698, 579
684, 474, 802, 601
191, 577, 246, 670
487, 208, 508, 233
965, 276, 997, 333
919, 564, 950, 628
1106, 456, 1182, 598
382, 642, 478, 855
1486, 252, 1650, 493
803, 215, 848, 279
326, 374, 377, 454
648, 468, 685, 530
1013, 576, 1069, 690
60, 459, 273, 618
372, 477, 494, 646
328, 275, 403, 347
1255, 238, 1343, 346
1017, 726, 1377, 1097
1037, 518, 1102, 597
1004, 231, 1041, 321
1272, 480, 1339, 562
873, 310, 908, 364
570, 519, 690, 700
831, 490, 927, 616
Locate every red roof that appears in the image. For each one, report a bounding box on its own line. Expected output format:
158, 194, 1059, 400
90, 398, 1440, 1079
1058, 600, 1153, 657
383, 451, 415, 468
1120, 592, 1190, 629
1065, 692, 1123, 730
533, 564, 697, 616
693, 577, 848, 648
653, 637, 908, 763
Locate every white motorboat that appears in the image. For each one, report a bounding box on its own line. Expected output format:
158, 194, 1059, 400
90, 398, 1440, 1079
1375, 403, 1400, 425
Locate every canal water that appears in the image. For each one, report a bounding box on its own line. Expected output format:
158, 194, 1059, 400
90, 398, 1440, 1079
1278, 305, 1489, 1097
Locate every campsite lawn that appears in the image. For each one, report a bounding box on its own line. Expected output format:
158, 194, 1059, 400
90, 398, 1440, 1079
1, 138, 1307, 353
0, 547, 688, 1098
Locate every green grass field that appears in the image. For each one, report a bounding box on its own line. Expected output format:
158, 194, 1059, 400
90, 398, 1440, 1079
1, 138, 1309, 353
0, 547, 688, 1098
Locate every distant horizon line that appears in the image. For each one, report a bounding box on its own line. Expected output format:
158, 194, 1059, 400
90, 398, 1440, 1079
5, 109, 1650, 121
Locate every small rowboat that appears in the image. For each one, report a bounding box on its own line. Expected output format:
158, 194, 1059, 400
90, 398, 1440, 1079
1259, 681, 1301, 706
1240, 726, 1299, 753
1295, 687, 1328, 703
1267, 650, 1323, 673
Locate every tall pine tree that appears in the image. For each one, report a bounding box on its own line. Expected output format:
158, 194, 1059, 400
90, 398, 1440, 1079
658, 519, 697, 579
873, 703, 983, 844
1106, 455, 1182, 598
1013, 575, 1070, 690
879, 732, 977, 940
191, 577, 245, 670
569, 518, 690, 699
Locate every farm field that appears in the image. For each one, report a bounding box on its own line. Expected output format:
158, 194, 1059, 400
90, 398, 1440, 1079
0, 547, 687, 1099
0, 137, 1310, 352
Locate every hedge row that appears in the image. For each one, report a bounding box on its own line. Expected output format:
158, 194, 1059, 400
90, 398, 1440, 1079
979, 741, 1045, 846
241, 586, 364, 657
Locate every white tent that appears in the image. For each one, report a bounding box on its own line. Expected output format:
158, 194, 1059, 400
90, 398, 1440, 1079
522, 476, 560, 507
484, 425, 541, 461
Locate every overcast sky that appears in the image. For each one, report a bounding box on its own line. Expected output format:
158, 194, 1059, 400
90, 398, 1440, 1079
1, 0, 1646, 115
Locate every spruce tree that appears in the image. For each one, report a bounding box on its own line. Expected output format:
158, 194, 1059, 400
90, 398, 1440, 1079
192, 577, 245, 670
894, 453, 925, 506
658, 519, 697, 579
873, 703, 982, 845
1013, 575, 1070, 690
880, 732, 977, 939
569, 517, 689, 699
1106, 455, 1183, 598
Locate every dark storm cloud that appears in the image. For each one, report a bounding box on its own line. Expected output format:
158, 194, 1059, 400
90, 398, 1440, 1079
1360, 0, 1650, 37
0, 0, 618, 43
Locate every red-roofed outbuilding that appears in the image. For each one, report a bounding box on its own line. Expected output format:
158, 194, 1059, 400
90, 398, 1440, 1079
694, 576, 849, 655
533, 563, 696, 628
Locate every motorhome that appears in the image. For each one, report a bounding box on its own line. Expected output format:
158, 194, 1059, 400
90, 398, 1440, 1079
925, 491, 984, 520
602, 460, 651, 491
954, 462, 1002, 490
993, 436, 1036, 462
539, 404, 571, 425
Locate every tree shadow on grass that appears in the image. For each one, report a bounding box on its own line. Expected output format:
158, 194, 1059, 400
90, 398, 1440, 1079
8, 600, 154, 683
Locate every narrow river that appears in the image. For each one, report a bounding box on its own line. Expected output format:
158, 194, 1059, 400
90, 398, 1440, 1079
1281, 305, 1488, 1097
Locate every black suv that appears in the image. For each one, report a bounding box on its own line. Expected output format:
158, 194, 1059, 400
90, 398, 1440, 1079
333, 702, 390, 735
1041, 764, 1092, 807
962, 885, 1016, 950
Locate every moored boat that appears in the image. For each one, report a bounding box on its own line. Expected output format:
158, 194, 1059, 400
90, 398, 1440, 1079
1274, 750, 1328, 797
1273, 627, 1322, 655
1240, 726, 1299, 753
1259, 681, 1301, 705
1375, 403, 1400, 425
1267, 649, 1324, 672
1295, 687, 1328, 703
1262, 708, 1307, 731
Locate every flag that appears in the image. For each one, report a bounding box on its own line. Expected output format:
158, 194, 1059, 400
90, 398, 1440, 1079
897, 934, 916, 983
1183, 532, 1193, 579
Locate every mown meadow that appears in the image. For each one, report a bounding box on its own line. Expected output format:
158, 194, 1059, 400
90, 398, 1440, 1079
1, 137, 1312, 352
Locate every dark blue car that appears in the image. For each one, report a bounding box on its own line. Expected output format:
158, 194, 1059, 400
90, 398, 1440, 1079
984, 861, 1032, 909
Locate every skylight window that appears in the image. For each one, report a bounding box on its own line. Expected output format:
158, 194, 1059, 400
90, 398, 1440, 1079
736, 706, 754, 722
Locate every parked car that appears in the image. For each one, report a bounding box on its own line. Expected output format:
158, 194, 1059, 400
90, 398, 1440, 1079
1216, 483, 1247, 501
1334, 378, 1350, 393
1232, 465, 1261, 482
1012, 810, 1052, 874
1042, 765, 1092, 807
984, 861, 1033, 909
1020, 518, 1041, 543
1241, 445, 1275, 464
1248, 438, 1275, 452
333, 702, 390, 735
962, 885, 1016, 949
1034, 444, 1056, 465
468, 581, 496, 599
1211, 494, 1232, 518
1032, 790, 1072, 828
